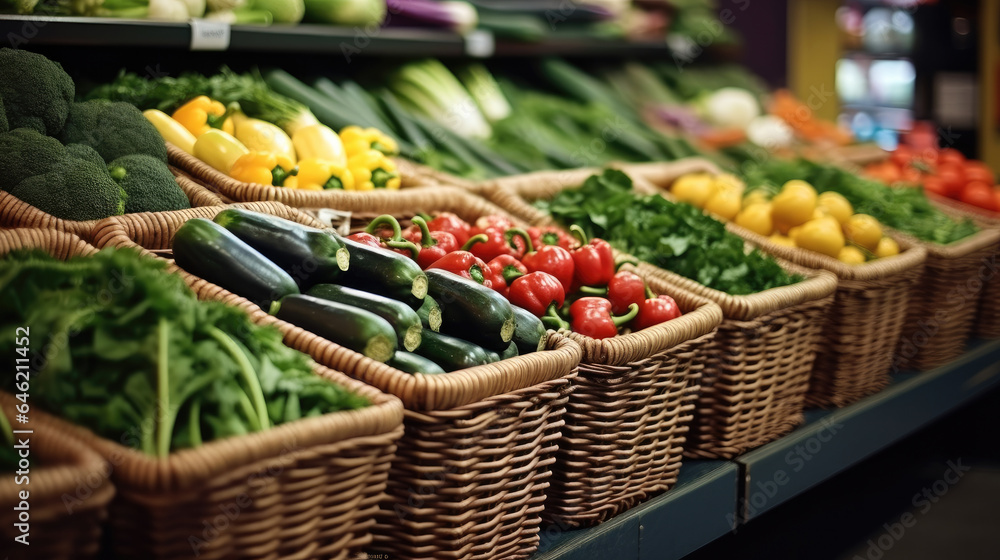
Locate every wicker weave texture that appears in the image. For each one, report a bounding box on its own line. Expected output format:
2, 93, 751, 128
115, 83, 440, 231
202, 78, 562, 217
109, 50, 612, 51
0, 228, 405, 560
0, 171, 223, 241
0, 393, 114, 560
482, 161, 840, 459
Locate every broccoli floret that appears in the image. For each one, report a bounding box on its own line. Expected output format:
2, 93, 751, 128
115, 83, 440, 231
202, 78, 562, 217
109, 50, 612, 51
58, 100, 168, 164
108, 154, 190, 214
7, 158, 126, 221
0, 94, 7, 134
65, 143, 105, 168
0, 128, 68, 190
0, 48, 74, 136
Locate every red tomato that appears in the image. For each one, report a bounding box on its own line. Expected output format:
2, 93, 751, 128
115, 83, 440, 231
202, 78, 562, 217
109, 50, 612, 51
881, 161, 902, 184
959, 181, 999, 211
963, 161, 996, 185
922, 176, 947, 197
939, 148, 965, 166
936, 164, 966, 198
890, 146, 913, 168
917, 148, 939, 168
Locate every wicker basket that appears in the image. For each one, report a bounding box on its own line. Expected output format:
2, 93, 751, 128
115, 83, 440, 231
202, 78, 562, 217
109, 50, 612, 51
622, 165, 929, 408
482, 161, 839, 459
0, 228, 405, 560
90, 204, 582, 560
0, 170, 223, 241
920, 194, 1000, 340
0, 393, 114, 560
166, 143, 476, 204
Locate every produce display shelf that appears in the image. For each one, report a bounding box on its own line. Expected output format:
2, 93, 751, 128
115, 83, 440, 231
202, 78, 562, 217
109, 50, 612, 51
0, 15, 674, 57
530, 339, 1000, 560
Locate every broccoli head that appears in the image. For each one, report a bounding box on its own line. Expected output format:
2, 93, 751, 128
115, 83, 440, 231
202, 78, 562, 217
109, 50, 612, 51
58, 100, 168, 164
0, 94, 7, 134
65, 143, 105, 168
0, 128, 68, 190
108, 154, 190, 214
7, 157, 126, 221
0, 48, 75, 136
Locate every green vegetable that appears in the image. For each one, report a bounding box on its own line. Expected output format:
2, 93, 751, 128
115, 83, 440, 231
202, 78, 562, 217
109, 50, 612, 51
7, 156, 126, 221
0, 48, 74, 136
388, 351, 446, 375
58, 100, 168, 163
510, 304, 546, 354
173, 218, 299, 310
303, 0, 385, 25
307, 284, 423, 352
391, 59, 492, 140
0, 94, 7, 134
417, 294, 443, 332
0, 128, 71, 188
424, 269, 515, 352
0, 248, 366, 457
252, 0, 304, 22
539, 169, 801, 296
335, 233, 429, 309
65, 143, 105, 168
213, 208, 350, 290
743, 159, 979, 245
414, 330, 498, 372
273, 294, 398, 362
499, 341, 519, 360
108, 154, 191, 213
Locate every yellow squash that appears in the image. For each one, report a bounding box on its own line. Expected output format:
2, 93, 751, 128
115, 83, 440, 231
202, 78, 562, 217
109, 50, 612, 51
292, 124, 347, 167
194, 130, 249, 174
143, 109, 197, 155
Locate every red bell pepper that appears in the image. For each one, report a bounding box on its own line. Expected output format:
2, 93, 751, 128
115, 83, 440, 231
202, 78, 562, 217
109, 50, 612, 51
346, 232, 383, 248
569, 225, 615, 288
514, 229, 575, 294
473, 215, 515, 233
634, 294, 682, 330
426, 212, 472, 246
463, 227, 514, 262
508, 271, 566, 329
528, 225, 576, 251
486, 254, 528, 296
363, 214, 420, 259
569, 297, 639, 340
404, 216, 459, 269
606, 270, 646, 315
427, 251, 492, 287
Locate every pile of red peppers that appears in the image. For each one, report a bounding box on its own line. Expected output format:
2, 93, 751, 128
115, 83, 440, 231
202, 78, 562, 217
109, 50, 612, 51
353, 212, 684, 340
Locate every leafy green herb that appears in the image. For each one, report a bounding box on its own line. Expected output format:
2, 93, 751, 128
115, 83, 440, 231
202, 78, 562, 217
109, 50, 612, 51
742, 159, 979, 245
538, 170, 801, 295
0, 248, 367, 457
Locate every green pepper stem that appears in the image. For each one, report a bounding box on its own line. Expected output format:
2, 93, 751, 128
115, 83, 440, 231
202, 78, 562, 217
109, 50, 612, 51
578, 285, 608, 296
386, 239, 420, 259
615, 259, 639, 271
569, 224, 589, 247
365, 214, 404, 241
461, 233, 489, 251
268, 300, 282, 315
417, 212, 433, 222
411, 215, 437, 248
502, 266, 525, 284
470, 264, 486, 285
542, 304, 569, 330
505, 228, 534, 254
645, 285, 656, 299
612, 303, 640, 327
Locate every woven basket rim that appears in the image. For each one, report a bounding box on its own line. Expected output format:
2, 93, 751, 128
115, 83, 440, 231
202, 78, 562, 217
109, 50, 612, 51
928, 192, 1000, 227
887, 223, 1000, 259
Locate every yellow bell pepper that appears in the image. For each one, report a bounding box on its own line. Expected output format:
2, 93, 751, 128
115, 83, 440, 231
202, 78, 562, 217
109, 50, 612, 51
292, 124, 346, 167
172, 96, 235, 137
193, 130, 249, 174
229, 152, 297, 186
347, 150, 401, 190
339, 125, 399, 157
143, 109, 197, 155
285, 158, 354, 191
232, 113, 297, 163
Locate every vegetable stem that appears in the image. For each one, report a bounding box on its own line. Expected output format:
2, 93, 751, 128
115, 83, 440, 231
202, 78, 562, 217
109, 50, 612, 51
156, 318, 171, 458
208, 326, 270, 431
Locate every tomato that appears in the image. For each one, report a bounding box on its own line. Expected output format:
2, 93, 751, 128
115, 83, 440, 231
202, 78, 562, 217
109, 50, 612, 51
939, 148, 965, 166
959, 181, 999, 211
881, 161, 902, 184
936, 164, 966, 198
890, 146, 913, 168
963, 161, 996, 185
994, 189, 1000, 213
922, 176, 947, 197
917, 147, 939, 168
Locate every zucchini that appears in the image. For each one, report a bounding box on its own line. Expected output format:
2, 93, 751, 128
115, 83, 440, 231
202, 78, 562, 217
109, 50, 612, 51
307, 284, 422, 352
333, 233, 429, 308
500, 341, 519, 361
273, 294, 396, 362
424, 269, 515, 352
415, 330, 498, 372
172, 218, 298, 309
388, 351, 446, 375
417, 294, 443, 332
511, 305, 547, 354
213, 208, 349, 290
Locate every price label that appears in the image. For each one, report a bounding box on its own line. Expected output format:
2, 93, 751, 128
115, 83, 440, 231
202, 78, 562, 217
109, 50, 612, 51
190, 19, 231, 51
464, 30, 494, 58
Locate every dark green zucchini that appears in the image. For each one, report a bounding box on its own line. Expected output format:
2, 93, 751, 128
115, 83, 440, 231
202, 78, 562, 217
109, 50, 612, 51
424, 269, 515, 352
499, 341, 519, 360
172, 218, 298, 309
388, 351, 446, 375
415, 330, 498, 372
213, 208, 349, 289
307, 284, 422, 352
273, 294, 396, 362
333, 233, 428, 308
511, 305, 547, 354
417, 294, 443, 332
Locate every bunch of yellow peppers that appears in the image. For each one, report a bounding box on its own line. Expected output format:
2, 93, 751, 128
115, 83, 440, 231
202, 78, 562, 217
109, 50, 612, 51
143, 96, 402, 191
